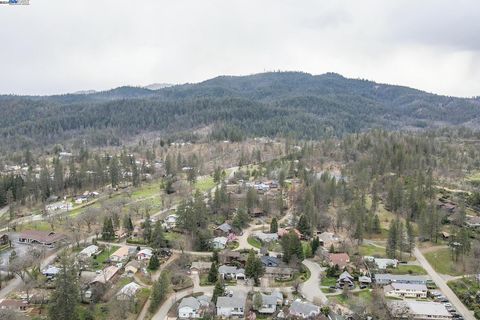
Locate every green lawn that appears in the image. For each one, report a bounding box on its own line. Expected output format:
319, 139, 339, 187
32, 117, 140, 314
18, 221, 52, 231
93, 245, 120, 270
321, 276, 337, 287
132, 183, 162, 199
194, 176, 216, 193
424, 248, 463, 276
389, 264, 427, 275
247, 236, 262, 249
358, 244, 386, 257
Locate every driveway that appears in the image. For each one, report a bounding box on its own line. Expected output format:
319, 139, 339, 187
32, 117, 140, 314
414, 247, 475, 320
299, 260, 327, 304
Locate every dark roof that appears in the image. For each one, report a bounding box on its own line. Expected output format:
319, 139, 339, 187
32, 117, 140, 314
18, 230, 65, 243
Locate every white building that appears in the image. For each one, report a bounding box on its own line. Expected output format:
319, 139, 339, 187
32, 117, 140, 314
136, 248, 153, 260
384, 283, 428, 299
79, 245, 100, 257
216, 292, 246, 318
254, 232, 278, 243
211, 237, 228, 250
257, 292, 279, 314
390, 301, 452, 320
218, 265, 245, 280
116, 282, 141, 301
178, 297, 202, 319
289, 300, 320, 319
364, 256, 398, 269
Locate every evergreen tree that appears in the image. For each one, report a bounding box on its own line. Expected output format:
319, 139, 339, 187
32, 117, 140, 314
150, 221, 166, 249
310, 237, 320, 256
245, 250, 264, 285
270, 217, 278, 233
109, 156, 120, 188
123, 215, 134, 235
212, 280, 225, 304
149, 271, 170, 313
297, 215, 311, 236
101, 217, 115, 240
372, 214, 381, 234
48, 255, 80, 320
386, 220, 398, 259
148, 255, 160, 270
143, 213, 152, 243
207, 263, 218, 283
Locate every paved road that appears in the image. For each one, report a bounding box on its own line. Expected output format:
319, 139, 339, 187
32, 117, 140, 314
300, 259, 327, 304
414, 247, 475, 320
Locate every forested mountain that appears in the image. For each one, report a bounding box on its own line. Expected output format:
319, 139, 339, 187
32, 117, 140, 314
1, 72, 479, 151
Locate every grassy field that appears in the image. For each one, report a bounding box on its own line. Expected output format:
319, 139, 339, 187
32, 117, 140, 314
18, 221, 52, 231
131, 182, 162, 199
448, 277, 480, 316
389, 264, 427, 275
93, 245, 120, 270
424, 248, 463, 276
358, 244, 386, 257
194, 176, 216, 193
321, 276, 337, 287
329, 289, 372, 306
247, 236, 262, 249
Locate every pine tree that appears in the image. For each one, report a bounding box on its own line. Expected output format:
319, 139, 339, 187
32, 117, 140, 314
143, 213, 152, 243
406, 219, 415, 255
123, 215, 134, 235
270, 217, 278, 233
148, 255, 160, 270
245, 250, 264, 285
109, 156, 120, 188
297, 215, 311, 236
48, 255, 80, 320
386, 220, 398, 259
212, 280, 225, 304
102, 217, 115, 240
149, 271, 170, 313
310, 237, 320, 256
372, 214, 381, 234
208, 263, 218, 283
150, 221, 166, 249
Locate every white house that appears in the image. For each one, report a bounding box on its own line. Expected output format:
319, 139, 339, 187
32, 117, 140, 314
257, 292, 278, 314
289, 300, 320, 319
211, 237, 228, 250
365, 256, 398, 270
164, 214, 178, 229
178, 297, 202, 319
218, 265, 245, 280
390, 301, 452, 320
254, 232, 278, 243
79, 245, 100, 257
216, 292, 246, 318
116, 282, 141, 301
137, 248, 153, 260
384, 283, 428, 299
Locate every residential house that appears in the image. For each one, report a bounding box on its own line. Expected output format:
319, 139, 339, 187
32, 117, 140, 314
178, 297, 202, 319
261, 256, 281, 267
390, 301, 452, 320
125, 260, 141, 276
136, 248, 153, 260
190, 261, 213, 272
466, 215, 480, 228
317, 232, 340, 248
79, 245, 100, 258
90, 265, 120, 285
216, 291, 246, 318
254, 232, 278, 243
110, 246, 130, 263
116, 282, 141, 301
42, 266, 60, 280
215, 223, 233, 236
359, 276, 372, 286
0, 233, 9, 245
211, 237, 228, 250
257, 292, 278, 314
250, 207, 265, 217
278, 228, 301, 239
328, 253, 350, 269
164, 214, 178, 229
265, 267, 296, 280
365, 257, 398, 270
384, 283, 428, 299
0, 299, 28, 312
218, 265, 245, 280
289, 300, 320, 319
18, 230, 65, 247
374, 274, 430, 286
337, 271, 354, 288
219, 250, 246, 265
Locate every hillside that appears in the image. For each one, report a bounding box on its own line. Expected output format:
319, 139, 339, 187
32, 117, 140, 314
0, 72, 479, 151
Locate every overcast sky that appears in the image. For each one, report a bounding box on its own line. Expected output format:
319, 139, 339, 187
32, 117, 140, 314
0, 0, 479, 97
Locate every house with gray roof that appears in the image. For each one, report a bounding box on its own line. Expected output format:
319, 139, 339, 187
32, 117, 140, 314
374, 274, 430, 286
215, 223, 233, 236
257, 292, 279, 314
216, 291, 246, 318
178, 297, 202, 319
389, 301, 452, 320
218, 265, 245, 280
289, 300, 320, 319
261, 255, 281, 267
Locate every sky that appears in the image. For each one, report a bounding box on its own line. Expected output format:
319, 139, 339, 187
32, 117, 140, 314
0, 0, 479, 97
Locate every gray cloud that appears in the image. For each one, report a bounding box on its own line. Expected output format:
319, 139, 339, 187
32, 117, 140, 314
0, 0, 479, 97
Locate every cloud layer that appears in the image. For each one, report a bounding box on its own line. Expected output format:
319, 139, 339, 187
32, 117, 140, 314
0, 0, 479, 96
